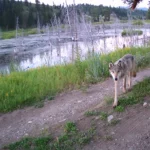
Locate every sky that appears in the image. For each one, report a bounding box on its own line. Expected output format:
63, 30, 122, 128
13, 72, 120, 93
28, 0, 149, 8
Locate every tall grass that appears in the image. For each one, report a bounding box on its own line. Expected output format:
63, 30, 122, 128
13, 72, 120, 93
0, 47, 150, 112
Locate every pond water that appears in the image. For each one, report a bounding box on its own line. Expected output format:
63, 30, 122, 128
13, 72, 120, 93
0, 26, 150, 72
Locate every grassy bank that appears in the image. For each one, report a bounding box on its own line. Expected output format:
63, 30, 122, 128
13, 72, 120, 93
116, 77, 150, 111
1, 28, 44, 39
0, 47, 150, 112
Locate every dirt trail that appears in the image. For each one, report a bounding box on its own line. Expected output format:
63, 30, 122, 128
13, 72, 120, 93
0, 68, 150, 148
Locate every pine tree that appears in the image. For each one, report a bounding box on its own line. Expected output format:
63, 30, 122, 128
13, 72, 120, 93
25, 0, 28, 6
147, 7, 150, 19
35, 0, 40, 10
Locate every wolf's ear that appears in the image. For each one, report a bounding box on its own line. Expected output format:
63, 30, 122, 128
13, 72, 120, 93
109, 62, 113, 69
117, 60, 122, 67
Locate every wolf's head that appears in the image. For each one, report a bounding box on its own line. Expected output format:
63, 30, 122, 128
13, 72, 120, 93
109, 61, 122, 81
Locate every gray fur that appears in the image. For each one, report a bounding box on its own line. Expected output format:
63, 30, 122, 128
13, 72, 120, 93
109, 54, 135, 80
109, 54, 136, 107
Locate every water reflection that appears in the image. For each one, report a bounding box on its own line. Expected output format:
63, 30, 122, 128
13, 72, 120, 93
20, 35, 147, 70
0, 28, 150, 72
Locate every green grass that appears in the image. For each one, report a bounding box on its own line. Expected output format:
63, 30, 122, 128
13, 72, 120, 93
109, 119, 120, 126
0, 47, 150, 112
93, 21, 113, 25
144, 20, 150, 23
100, 112, 108, 120
1, 28, 41, 39
1, 30, 16, 39
132, 20, 144, 26
121, 29, 143, 36
115, 105, 125, 112
4, 122, 95, 150
7, 137, 52, 150
23, 28, 37, 36
113, 77, 150, 112
104, 96, 113, 105
118, 77, 150, 108
84, 110, 101, 116
84, 110, 108, 120
64, 122, 77, 133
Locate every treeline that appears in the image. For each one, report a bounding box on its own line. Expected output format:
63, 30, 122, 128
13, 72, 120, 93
0, 0, 147, 30
76, 4, 147, 22
0, 0, 62, 30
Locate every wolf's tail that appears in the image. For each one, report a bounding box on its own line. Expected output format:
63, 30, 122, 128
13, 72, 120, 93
132, 57, 136, 77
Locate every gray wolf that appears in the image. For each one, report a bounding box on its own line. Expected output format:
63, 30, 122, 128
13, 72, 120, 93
109, 54, 136, 108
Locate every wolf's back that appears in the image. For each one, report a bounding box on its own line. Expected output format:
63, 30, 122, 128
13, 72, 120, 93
122, 54, 136, 77
131, 55, 136, 77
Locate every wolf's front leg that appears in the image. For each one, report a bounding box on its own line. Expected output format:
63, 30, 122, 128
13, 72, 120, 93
113, 81, 118, 108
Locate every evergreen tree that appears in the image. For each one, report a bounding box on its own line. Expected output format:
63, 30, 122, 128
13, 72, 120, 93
35, 0, 40, 10
25, 0, 28, 6
147, 7, 150, 19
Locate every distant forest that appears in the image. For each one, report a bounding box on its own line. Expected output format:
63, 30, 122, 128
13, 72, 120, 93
0, 0, 148, 30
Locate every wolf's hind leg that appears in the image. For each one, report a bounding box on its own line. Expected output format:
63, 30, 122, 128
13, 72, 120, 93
123, 77, 127, 93
128, 72, 132, 88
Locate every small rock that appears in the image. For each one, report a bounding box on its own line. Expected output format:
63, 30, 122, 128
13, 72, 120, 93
107, 115, 114, 123
8, 126, 11, 129
95, 116, 99, 120
28, 121, 32, 124
143, 102, 148, 107
111, 132, 115, 135
24, 133, 29, 136
59, 118, 66, 122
